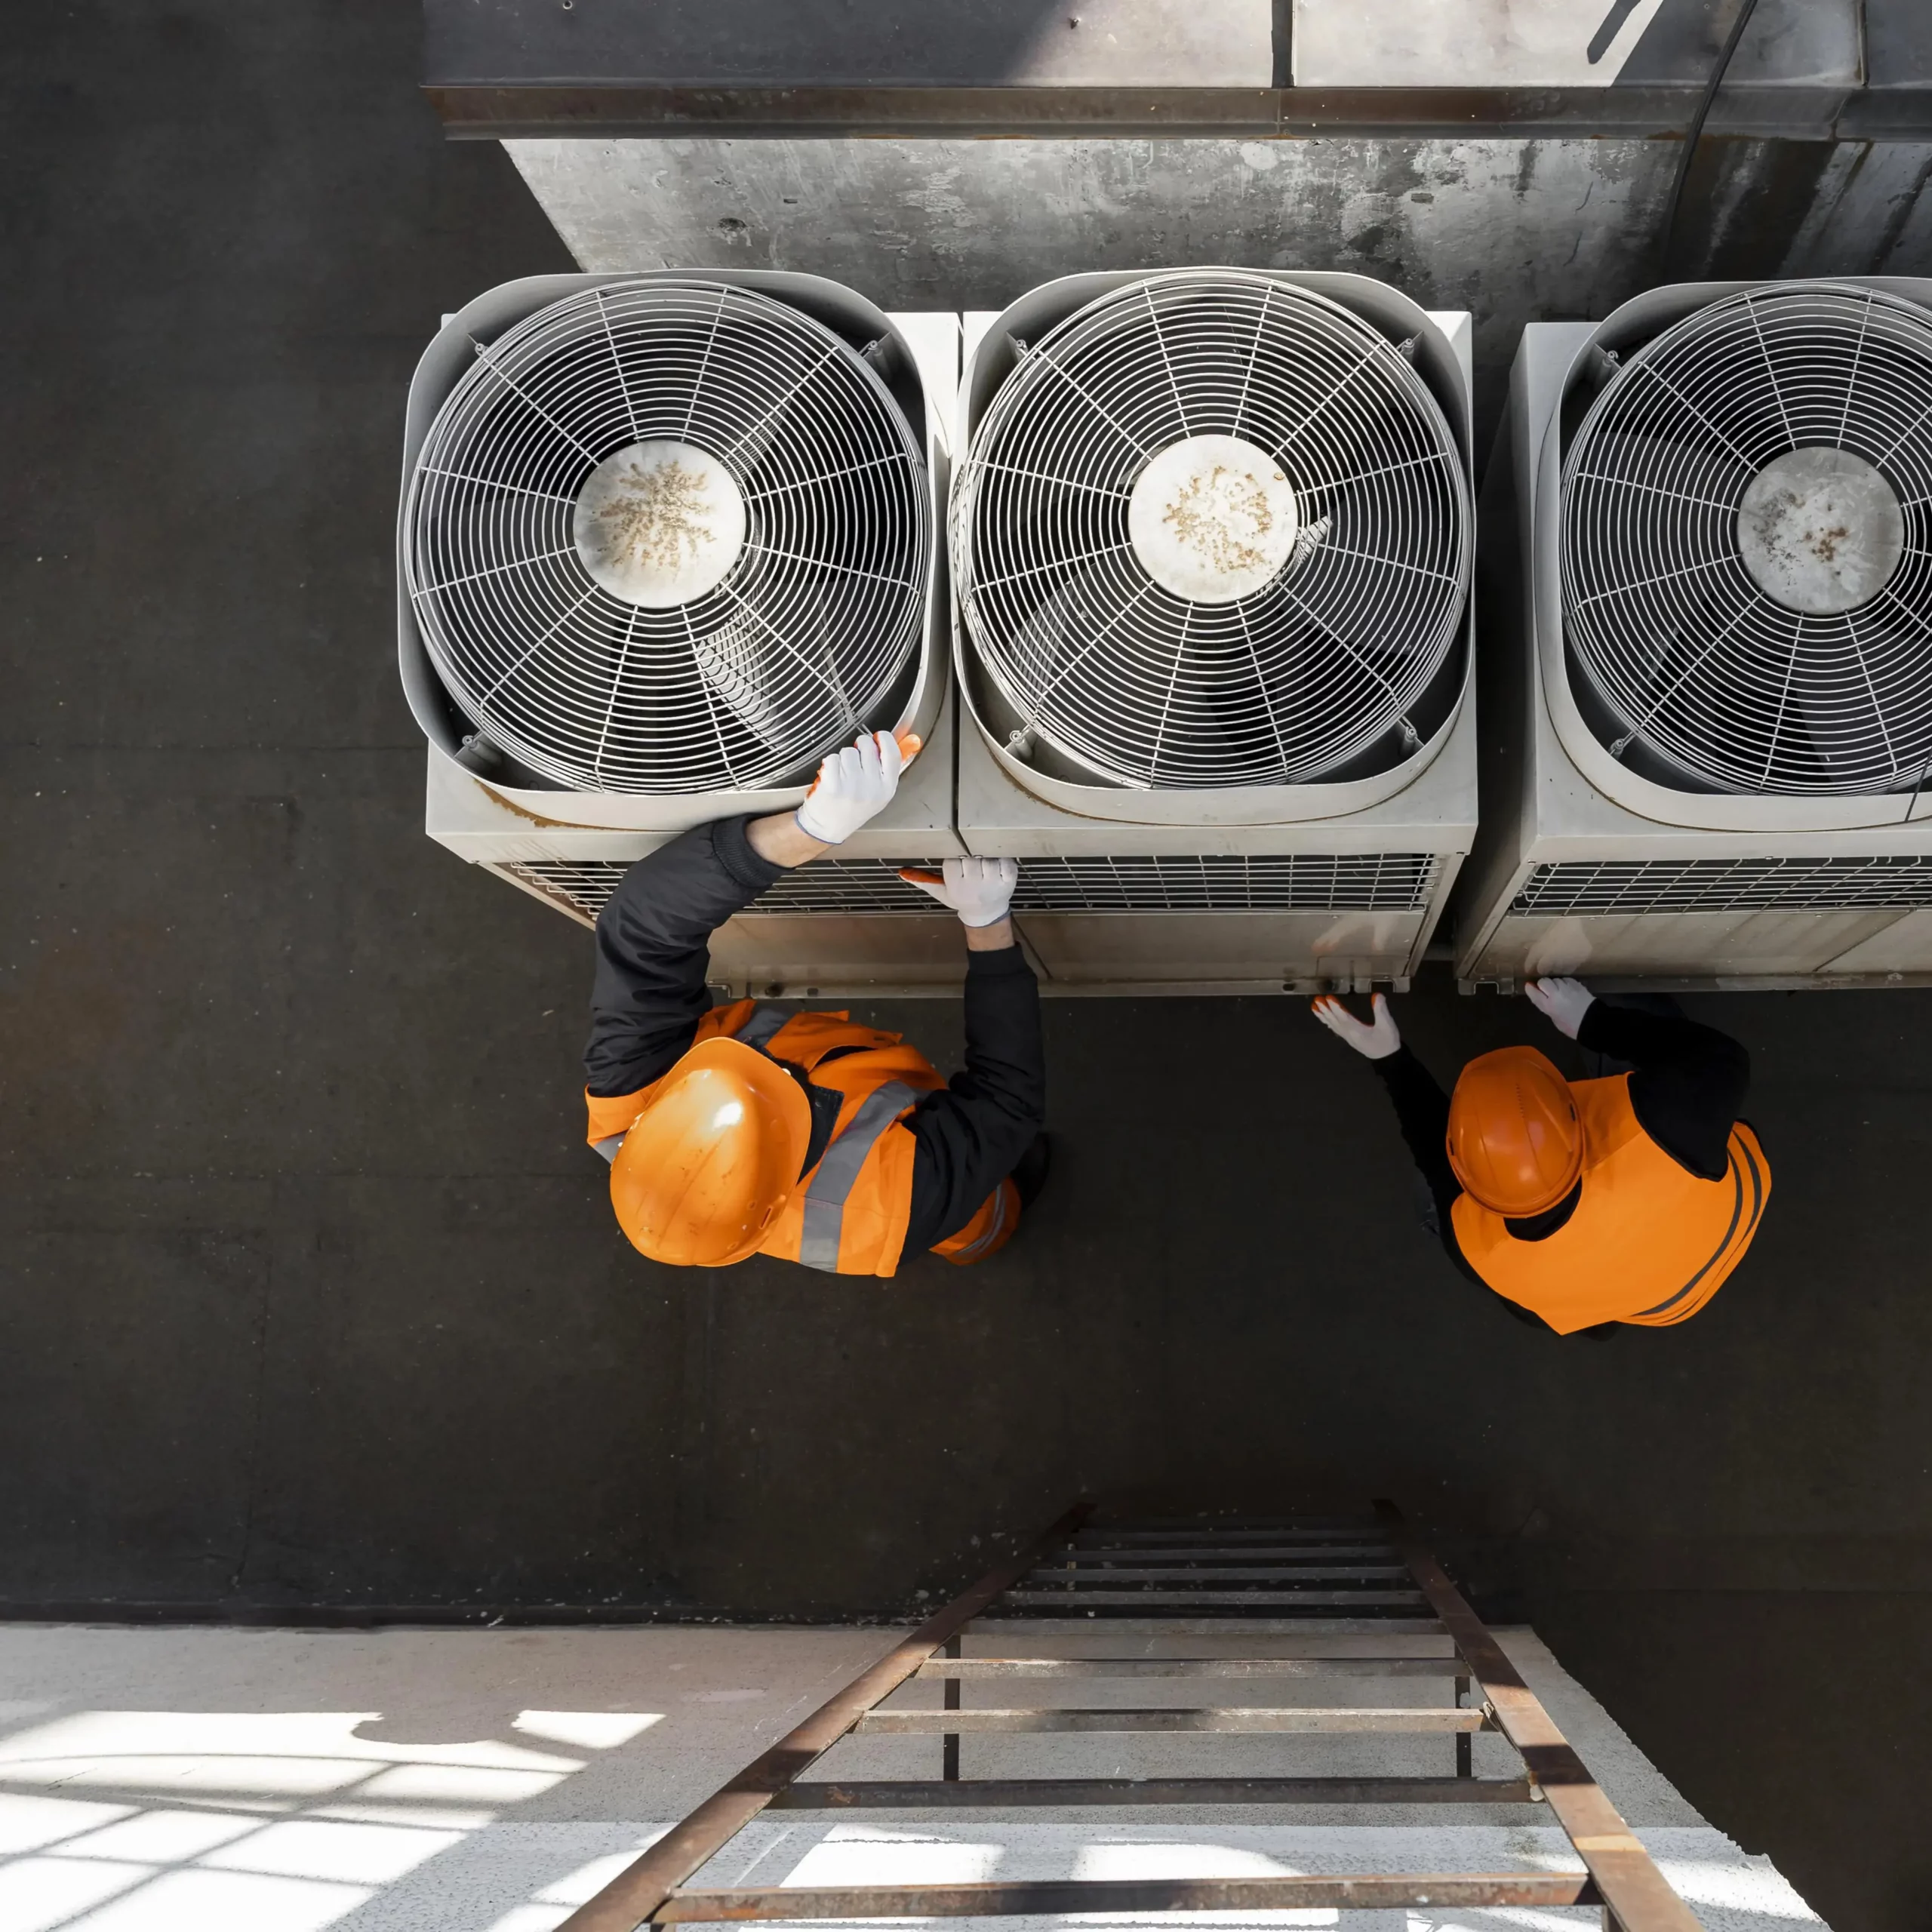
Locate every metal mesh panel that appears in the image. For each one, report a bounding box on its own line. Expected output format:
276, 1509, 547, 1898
497, 860, 632, 920
1512, 855, 1932, 915
499, 854, 1441, 922
1008, 854, 1438, 912
756, 863, 938, 913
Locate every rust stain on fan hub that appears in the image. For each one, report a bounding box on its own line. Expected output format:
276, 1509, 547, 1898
1737, 446, 1904, 618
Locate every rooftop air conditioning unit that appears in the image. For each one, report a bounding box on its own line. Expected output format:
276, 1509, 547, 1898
1456, 278, 1932, 991
398, 271, 964, 995
951, 269, 1478, 992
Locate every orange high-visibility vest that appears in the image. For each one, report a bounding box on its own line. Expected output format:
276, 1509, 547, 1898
584, 1001, 1019, 1275
1451, 1073, 1769, 1334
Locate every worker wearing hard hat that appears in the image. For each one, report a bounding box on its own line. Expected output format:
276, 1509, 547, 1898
583, 729, 1047, 1273
1313, 979, 1769, 1333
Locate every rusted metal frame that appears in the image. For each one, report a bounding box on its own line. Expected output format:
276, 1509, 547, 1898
981, 1615, 1453, 1630
998, 1586, 1428, 1605
941, 1635, 960, 1782
915, 1655, 1466, 1678
968, 1619, 1452, 1643
652, 1874, 1602, 1920
771, 1775, 1538, 1809
858, 1705, 1491, 1734
1376, 1503, 1703, 1932
427, 82, 1863, 143
1029, 1564, 1411, 1582
1091, 1517, 1378, 1531
1057, 1543, 1397, 1561
555, 1503, 1091, 1932
1075, 1539, 1384, 1551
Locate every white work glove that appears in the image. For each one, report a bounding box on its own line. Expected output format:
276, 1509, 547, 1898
1311, 992, 1402, 1060
795, 730, 920, 845
899, 855, 1018, 928
1525, 976, 1595, 1040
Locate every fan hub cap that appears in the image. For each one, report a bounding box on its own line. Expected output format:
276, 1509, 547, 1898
1736, 447, 1904, 618
573, 439, 746, 608
1127, 434, 1299, 605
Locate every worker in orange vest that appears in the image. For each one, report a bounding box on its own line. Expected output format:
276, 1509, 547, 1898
583, 729, 1047, 1274
1312, 978, 1769, 1333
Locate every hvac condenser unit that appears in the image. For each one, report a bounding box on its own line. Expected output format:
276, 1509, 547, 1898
1457, 278, 1932, 990
398, 271, 964, 994
950, 269, 1478, 992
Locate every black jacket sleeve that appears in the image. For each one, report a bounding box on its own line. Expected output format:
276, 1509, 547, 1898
902, 944, 1046, 1254
583, 820, 1045, 1250
1369, 1048, 1487, 1287
583, 817, 785, 1099
1577, 1001, 1749, 1181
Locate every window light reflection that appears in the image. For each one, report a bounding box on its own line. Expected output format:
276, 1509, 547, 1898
0, 1706, 663, 1930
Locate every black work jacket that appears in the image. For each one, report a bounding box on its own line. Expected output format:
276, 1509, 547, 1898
585, 817, 1044, 1254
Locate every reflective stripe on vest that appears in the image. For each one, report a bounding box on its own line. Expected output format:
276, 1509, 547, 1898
797, 1080, 923, 1272
734, 1004, 790, 1052
1628, 1122, 1770, 1321
942, 1177, 1015, 1265
966, 1177, 1012, 1258
1451, 1078, 1771, 1334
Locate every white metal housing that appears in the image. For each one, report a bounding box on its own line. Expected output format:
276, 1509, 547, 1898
1457, 278, 1932, 992
953, 272, 1480, 994
400, 275, 968, 993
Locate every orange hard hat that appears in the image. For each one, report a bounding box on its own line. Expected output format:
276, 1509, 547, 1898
610, 1036, 812, 1266
1446, 1045, 1583, 1217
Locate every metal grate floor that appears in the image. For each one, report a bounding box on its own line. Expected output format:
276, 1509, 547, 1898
499, 853, 1441, 923
1512, 855, 1932, 916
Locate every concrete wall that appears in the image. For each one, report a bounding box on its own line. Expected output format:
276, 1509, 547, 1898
506, 136, 1932, 454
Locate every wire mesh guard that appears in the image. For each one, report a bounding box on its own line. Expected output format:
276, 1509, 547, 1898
1513, 854, 1932, 916
952, 272, 1471, 790
1561, 282, 1932, 797
405, 281, 928, 792
500, 854, 1439, 924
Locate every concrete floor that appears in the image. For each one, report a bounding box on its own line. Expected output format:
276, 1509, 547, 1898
0, 1622, 1820, 1931
2, 5, 1930, 1930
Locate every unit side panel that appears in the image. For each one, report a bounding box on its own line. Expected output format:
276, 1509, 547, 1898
1411, 848, 1467, 967
1469, 908, 1913, 981
708, 915, 967, 995
1814, 910, 1932, 974
1017, 910, 1427, 986
1452, 326, 1597, 981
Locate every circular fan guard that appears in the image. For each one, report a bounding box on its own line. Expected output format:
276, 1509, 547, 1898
1561, 282, 1932, 796
952, 272, 1471, 790
405, 281, 928, 793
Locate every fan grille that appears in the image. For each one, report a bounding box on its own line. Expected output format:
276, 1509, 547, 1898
1561, 283, 1932, 796
953, 272, 1470, 789
1513, 855, 1932, 916
500, 854, 1439, 923
405, 281, 928, 793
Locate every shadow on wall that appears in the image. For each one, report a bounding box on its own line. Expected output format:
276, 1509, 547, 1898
425, 0, 1279, 88
503, 133, 1932, 460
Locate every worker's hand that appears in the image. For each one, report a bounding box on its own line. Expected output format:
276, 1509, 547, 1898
794, 730, 921, 846
1525, 976, 1595, 1040
900, 855, 1018, 928
1311, 992, 1402, 1060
